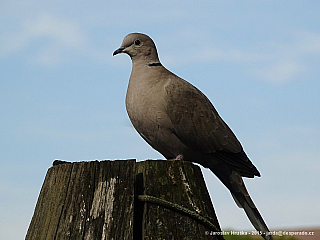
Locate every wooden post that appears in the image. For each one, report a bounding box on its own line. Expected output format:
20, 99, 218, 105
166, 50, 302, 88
26, 160, 223, 240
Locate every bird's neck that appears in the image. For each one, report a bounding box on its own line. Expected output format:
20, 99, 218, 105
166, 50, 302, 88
131, 46, 160, 65
132, 58, 162, 69
148, 62, 162, 67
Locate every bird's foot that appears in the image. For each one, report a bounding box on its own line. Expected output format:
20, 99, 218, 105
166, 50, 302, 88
174, 154, 184, 161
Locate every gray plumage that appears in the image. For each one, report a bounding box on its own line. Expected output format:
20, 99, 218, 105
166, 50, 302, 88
113, 33, 273, 240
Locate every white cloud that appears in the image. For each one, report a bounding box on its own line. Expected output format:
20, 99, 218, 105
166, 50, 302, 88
252, 59, 306, 84
260, 124, 320, 151
249, 31, 320, 84
1, 5, 320, 81
296, 31, 320, 54
1, 13, 89, 66
31, 14, 87, 48
160, 29, 320, 84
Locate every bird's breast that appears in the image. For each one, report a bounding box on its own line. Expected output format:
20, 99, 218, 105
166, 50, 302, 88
126, 82, 166, 131
125, 75, 177, 151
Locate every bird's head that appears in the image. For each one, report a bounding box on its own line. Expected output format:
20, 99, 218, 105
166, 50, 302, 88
113, 33, 159, 62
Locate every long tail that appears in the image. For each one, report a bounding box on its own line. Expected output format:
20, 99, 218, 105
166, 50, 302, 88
208, 163, 273, 240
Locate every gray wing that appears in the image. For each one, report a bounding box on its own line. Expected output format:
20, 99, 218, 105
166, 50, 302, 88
165, 78, 242, 153
165, 77, 260, 177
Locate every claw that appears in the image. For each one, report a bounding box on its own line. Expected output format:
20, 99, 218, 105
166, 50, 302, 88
175, 154, 184, 160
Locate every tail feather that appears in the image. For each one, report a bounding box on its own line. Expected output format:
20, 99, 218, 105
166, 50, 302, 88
209, 163, 273, 240
242, 199, 273, 240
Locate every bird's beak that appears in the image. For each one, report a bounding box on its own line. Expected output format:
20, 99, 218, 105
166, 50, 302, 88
113, 47, 125, 56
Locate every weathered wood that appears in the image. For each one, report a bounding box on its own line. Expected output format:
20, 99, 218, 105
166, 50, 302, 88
136, 160, 222, 240
26, 160, 136, 240
26, 160, 223, 240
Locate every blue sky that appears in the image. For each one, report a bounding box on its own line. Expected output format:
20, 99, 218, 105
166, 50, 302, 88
1, 1, 320, 239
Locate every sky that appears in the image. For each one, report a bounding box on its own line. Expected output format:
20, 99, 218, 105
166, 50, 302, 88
1, 1, 320, 239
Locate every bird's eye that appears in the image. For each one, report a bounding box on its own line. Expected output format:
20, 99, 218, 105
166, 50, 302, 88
134, 39, 141, 46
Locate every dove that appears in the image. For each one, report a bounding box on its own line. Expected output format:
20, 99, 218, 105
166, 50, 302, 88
113, 33, 273, 240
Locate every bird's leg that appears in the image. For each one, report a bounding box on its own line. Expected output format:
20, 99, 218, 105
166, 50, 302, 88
174, 154, 184, 160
